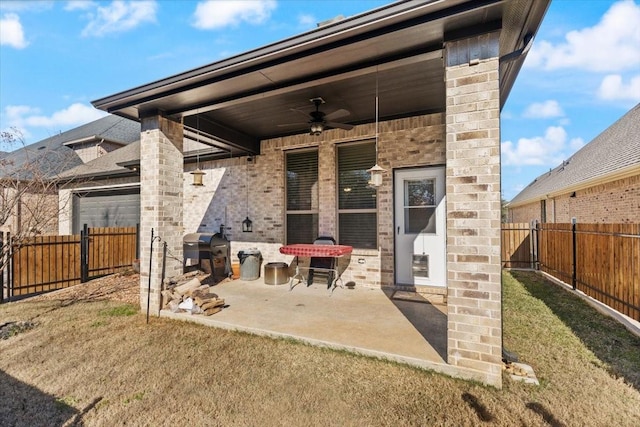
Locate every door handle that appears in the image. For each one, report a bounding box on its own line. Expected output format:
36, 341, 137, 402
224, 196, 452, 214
397, 226, 400, 235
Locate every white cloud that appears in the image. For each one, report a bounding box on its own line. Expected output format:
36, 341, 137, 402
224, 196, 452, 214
80, 0, 157, 37
0, 13, 28, 49
501, 126, 572, 166
597, 74, 640, 102
298, 13, 315, 28
65, 1, 96, 11
526, 0, 640, 72
0, 1, 53, 12
192, 0, 276, 30
3, 103, 107, 135
523, 100, 564, 118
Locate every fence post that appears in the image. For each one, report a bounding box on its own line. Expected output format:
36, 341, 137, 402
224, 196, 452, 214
571, 218, 577, 291
135, 223, 140, 260
533, 220, 540, 270
81, 224, 89, 283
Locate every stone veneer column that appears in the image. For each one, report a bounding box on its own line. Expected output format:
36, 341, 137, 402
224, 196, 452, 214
139, 114, 184, 314
445, 33, 502, 387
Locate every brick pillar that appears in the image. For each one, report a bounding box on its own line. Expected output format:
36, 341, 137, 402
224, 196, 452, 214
445, 33, 502, 387
139, 114, 184, 314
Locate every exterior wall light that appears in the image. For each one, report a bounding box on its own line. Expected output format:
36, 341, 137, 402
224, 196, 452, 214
242, 216, 253, 232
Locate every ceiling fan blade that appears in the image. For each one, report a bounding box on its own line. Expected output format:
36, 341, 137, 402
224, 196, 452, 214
326, 121, 354, 131
325, 108, 350, 121
277, 122, 308, 128
289, 108, 312, 118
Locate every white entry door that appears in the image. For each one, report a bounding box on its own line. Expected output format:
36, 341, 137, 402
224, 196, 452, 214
394, 167, 446, 287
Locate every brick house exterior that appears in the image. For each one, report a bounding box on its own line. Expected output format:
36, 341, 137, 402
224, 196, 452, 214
507, 104, 640, 224
86, 0, 550, 387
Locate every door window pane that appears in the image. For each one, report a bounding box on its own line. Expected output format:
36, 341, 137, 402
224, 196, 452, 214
404, 178, 436, 234
404, 207, 436, 234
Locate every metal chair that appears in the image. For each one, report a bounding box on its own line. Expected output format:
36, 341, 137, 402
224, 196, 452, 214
307, 236, 336, 288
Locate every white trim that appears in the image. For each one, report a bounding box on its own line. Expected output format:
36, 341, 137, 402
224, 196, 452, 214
71, 182, 140, 193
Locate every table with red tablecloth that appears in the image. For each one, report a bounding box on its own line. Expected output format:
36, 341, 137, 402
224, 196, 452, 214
279, 244, 353, 291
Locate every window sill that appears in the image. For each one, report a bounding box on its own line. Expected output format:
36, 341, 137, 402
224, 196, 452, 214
351, 248, 379, 257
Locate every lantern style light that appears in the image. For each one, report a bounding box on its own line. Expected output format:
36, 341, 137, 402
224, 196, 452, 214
191, 168, 205, 186
367, 164, 386, 187
242, 216, 253, 232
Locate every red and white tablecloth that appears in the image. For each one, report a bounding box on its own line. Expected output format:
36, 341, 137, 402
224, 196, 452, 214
279, 244, 353, 258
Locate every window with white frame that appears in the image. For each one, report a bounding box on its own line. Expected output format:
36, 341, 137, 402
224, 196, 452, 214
337, 142, 377, 249
285, 149, 318, 244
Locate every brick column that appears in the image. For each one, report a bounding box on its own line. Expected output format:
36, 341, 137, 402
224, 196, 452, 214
139, 114, 184, 314
445, 33, 502, 387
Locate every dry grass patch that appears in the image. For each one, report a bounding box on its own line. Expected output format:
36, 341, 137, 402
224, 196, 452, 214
1, 271, 639, 426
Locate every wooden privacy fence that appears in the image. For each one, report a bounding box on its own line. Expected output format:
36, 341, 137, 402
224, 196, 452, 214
1, 225, 139, 302
502, 222, 640, 322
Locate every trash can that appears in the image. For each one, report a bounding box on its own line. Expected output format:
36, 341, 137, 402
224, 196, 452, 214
237, 248, 262, 281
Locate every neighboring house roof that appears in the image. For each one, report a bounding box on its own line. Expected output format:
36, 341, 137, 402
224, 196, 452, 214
58, 139, 141, 180
509, 103, 640, 206
0, 115, 140, 181
59, 139, 222, 182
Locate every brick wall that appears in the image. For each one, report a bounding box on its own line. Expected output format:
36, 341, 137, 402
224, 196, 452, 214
508, 174, 640, 223
445, 36, 502, 387
183, 113, 446, 287
140, 115, 184, 314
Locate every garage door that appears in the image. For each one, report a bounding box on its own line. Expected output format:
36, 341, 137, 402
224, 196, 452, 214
73, 188, 140, 233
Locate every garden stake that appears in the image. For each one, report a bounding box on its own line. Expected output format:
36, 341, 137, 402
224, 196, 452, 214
147, 228, 161, 324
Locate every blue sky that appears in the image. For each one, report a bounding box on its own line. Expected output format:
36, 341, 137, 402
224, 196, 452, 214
1, 0, 639, 201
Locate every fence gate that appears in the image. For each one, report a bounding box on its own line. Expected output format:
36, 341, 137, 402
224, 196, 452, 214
1, 225, 139, 302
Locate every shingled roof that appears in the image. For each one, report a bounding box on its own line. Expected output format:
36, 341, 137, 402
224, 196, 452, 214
0, 115, 139, 181
58, 139, 140, 180
509, 103, 640, 206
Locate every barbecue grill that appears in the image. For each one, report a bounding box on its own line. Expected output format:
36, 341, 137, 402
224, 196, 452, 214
183, 232, 231, 278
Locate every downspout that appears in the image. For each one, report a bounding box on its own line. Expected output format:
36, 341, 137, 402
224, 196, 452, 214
499, 33, 534, 64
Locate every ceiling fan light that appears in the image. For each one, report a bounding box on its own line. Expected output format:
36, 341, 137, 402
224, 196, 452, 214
310, 122, 324, 135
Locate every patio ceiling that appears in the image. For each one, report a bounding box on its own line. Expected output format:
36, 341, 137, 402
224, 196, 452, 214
92, 0, 550, 156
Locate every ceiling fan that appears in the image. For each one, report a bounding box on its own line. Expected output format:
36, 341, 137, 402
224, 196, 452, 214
279, 97, 354, 136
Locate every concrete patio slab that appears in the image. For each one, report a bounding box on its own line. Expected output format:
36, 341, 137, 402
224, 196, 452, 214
160, 278, 458, 375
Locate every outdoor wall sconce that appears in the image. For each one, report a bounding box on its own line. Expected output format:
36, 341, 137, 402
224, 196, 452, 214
242, 216, 253, 232
191, 168, 205, 186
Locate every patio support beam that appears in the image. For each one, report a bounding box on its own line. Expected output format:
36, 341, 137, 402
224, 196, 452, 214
139, 112, 184, 315
444, 31, 502, 388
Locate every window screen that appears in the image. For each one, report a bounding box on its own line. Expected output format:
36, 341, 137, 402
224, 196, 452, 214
337, 142, 377, 249
286, 150, 318, 244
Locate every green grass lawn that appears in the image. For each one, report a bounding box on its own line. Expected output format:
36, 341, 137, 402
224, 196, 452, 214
1, 271, 639, 426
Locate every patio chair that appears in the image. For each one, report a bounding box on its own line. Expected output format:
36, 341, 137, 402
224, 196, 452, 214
307, 236, 336, 288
